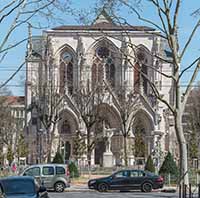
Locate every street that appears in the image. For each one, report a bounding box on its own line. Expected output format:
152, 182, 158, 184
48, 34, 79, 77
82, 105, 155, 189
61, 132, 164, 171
49, 191, 179, 198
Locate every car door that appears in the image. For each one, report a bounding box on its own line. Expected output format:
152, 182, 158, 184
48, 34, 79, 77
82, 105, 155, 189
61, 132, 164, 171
41, 166, 55, 189
129, 170, 146, 189
109, 170, 130, 190
23, 167, 41, 185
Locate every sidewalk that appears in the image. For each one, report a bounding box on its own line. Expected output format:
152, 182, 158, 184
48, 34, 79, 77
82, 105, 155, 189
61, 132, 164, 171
66, 182, 177, 193
65, 184, 92, 192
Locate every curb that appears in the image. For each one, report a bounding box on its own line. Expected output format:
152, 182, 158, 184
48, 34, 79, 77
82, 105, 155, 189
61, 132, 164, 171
65, 188, 93, 192
161, 188, 177, 193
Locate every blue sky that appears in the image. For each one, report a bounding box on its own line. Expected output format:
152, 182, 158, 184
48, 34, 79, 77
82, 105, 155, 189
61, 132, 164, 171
0, 0, 200, 95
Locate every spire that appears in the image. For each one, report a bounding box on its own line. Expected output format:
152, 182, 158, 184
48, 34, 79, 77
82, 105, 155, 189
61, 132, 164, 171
93, 8, 114, 25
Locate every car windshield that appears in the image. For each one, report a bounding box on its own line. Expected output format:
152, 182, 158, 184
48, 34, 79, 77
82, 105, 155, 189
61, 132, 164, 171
2, 179, 36, 194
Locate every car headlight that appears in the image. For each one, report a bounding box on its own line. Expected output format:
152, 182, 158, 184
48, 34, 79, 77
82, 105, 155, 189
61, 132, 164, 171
89, 180, 96, 185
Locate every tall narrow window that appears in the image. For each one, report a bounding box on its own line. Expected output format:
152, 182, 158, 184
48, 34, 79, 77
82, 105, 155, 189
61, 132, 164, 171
92, 45, 116, 89
61, 120, 71, 134
141, 64, 148, 94
134, 51, 148, 94
60, 63, 65, 94
134, 62, 140, 93
106, 58, 115, 87
60, 51, 73, 95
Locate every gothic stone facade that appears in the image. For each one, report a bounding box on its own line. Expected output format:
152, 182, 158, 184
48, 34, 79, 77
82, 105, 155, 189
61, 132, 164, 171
26, 12, 177, 167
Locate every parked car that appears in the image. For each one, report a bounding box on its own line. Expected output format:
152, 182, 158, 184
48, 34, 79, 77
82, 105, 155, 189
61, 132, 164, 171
0, 176, 48, 198
88, 169, 164, 192
21, 164, 70, 192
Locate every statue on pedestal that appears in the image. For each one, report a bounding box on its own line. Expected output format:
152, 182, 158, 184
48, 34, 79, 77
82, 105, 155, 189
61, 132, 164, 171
105, 130, 113, 153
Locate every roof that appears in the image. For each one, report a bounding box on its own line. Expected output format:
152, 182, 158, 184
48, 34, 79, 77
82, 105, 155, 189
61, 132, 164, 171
52, 24, 155, 32
52, 10, 155, 32
4, 96, 25, 105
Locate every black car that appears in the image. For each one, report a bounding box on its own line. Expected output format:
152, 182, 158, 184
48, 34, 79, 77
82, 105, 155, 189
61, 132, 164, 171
0, 176, 48, 198
88, 169, 164, 192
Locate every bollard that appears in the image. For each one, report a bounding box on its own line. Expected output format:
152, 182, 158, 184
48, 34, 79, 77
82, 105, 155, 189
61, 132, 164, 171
189, 183, 192, 198
198, 184, 200, 198
179, 184, 182, 198
182, 183, 185, 198
184, 184, 187, 198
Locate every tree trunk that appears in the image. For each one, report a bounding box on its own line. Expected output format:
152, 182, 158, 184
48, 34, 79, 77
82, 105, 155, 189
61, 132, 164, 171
123, 135, 128, 167
87, 128, 92, 167
87, 147, 92, 179
174, 60, 189, 186
175, 111, 189, 185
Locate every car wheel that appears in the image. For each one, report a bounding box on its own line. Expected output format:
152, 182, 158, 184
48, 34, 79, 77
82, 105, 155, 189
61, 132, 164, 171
142, 182, 152, 192
54, 182, 65, 192
98, 183, 109, 192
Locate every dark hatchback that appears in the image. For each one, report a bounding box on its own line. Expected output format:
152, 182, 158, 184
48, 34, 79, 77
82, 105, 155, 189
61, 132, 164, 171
88, 169, 164, 192
0, 176, 48, 198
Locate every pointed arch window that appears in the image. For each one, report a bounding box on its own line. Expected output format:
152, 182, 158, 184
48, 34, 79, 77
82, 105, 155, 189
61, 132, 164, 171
134, 62, 140, 93
134, 50, 148, 94
92, 45, 116, 89
141, 64, 148, 94
106, 58, 115, 87
60, 51, 73, 95
61, 120, 71, 134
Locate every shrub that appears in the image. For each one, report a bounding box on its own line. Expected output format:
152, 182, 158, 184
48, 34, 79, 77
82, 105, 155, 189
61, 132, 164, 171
159, 152, 178, 176
159, 152, 179, 184
69, 161, 79, 178
144, 155, 155, 173
52, 151, 64, 164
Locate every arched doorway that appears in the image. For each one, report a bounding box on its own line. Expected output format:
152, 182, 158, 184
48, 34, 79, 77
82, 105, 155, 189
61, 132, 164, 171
93, 104, 121, 166
61, 141, 71, 163
58, 109, 78, 161
132, 109, 154, 166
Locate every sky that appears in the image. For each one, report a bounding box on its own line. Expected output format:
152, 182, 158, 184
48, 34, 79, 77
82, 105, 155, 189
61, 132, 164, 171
0, 0, 200, 96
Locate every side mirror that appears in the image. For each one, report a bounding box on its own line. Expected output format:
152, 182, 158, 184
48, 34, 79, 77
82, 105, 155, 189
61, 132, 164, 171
39, 186, 46, 193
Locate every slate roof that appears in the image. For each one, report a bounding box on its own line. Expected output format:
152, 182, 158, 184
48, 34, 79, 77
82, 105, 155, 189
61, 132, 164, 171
52, 9, 155, 32
52, 24, 155, 32
4, 96, 25, 105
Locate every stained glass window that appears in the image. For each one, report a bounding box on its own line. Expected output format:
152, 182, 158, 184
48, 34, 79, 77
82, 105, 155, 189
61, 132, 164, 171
60, 51, 73, 94
96, 47, 109, 58
92, 46, 115, 88
61, 120, 71, 134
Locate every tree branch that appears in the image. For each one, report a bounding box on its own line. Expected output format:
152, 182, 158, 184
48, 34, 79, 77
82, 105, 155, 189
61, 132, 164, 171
119, 0, 166, 34
0, 0, 17, 14
0, 0, 25, 23
0, 61, 25, 89
179, 57, 200, 80
182, 61, 200, 111
180, 19, 200, 59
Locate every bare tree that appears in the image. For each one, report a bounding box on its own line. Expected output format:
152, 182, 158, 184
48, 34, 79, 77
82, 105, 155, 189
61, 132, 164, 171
105, 82, 140, 166
73, 83, 107, 167
0, 88, 17, 164
94, 0, 200, 185
28, 37, 63, 162
0, 0, 71, 89
183, 87, 200, 163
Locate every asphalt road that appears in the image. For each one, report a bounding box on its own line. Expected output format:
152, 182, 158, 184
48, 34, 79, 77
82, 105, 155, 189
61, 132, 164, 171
49, 191, 179, 198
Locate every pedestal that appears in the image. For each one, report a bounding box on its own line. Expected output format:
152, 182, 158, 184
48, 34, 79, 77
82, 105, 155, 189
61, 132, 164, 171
103, 152, 113, 167
128, 155, 135, 166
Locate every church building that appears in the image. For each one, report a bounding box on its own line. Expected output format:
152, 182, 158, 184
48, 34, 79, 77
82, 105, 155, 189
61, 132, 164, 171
25, 11, 177, 167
